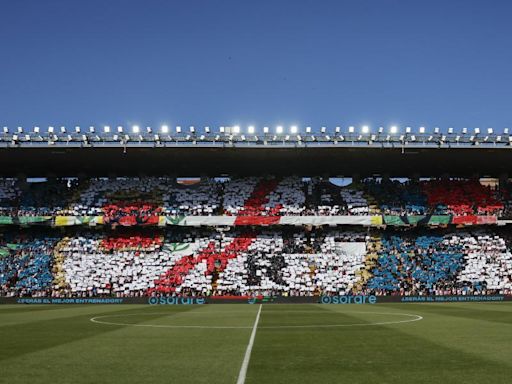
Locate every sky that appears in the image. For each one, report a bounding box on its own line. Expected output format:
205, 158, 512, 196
0, 0, 511, 133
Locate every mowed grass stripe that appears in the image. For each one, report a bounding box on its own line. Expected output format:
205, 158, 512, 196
91, 305, 261, 328
325, 303, 512, 367
386, 302, 512, 326
0, 305, 199, 362
0, 304, 164, 327
0, 305, 75, 316
258, 304, 385, 329
372, 303, 512, 368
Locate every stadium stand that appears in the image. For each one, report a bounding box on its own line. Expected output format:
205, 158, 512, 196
1, 227, 511, 297
1, 174, 512, 298
0, 176, 509, 217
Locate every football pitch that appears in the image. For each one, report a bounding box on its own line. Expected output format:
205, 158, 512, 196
1, 303, 511, 384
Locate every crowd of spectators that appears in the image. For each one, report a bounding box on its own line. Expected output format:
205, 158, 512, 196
216, 230, 368, 296
2, 228, 511, 297
367, 232, 512, 295
0, 233, 57, 297
362, 179, 505, 216
1, 177, 512, 218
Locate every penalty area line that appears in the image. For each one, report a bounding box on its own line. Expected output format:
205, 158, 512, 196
236, 304, 262, 384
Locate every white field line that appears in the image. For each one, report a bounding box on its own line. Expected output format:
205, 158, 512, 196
236, 304, 262, 384
89, 311, 422, 329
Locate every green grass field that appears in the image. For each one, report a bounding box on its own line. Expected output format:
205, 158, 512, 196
1, 303, 511, 384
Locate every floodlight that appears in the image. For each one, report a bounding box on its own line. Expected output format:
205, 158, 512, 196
390, 126, 398, 134
17, 127, 23, 133
104, 126, 111, 133
89, 126, 95, 133
161, 125, 169, 133
419, 126, 425, 134
60, 127, 66, 134
348, 126, 355, 133
75, 126, 81, 133
362, 125, 369, 134
474, 128, 480, 134
448, 127, 454, 134
276, 126, 283, 134
320, 126, 326, 134
434, 127, 440, 134
462, 128, 468, 134
176, 126, 182, 133
290, 125, 298, 134
132, 125, 140, 134
190, 126, 195, 133
146, 127, 152, 133
306, 126, 312, 133
379, 127, 384, 133
48, 126, 54, 133
504, 128, 509, 134
2, 127, 8, 134
219, 126, 225, 133
205, 126, 210, 133
117, 126, 123, 133
247, 125, 255, 134
405, 127, 411, 134
335, 126, 341, 133
263, 126, 269, 134
232, 125, 240, 134
487, 128, 493, 134
34, 127, 40, 134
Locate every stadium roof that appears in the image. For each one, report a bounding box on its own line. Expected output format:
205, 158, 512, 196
1, 125, 511, 177
1, 144, 512, 178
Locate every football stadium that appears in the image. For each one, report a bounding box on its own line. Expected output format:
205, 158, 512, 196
2, 1, 512, 383
1, 129, 512, 383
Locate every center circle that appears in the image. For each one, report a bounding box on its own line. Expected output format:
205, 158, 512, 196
90, 310, 423, 329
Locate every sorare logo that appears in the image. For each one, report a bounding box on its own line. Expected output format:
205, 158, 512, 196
320, 295, 377, 304
148, 297, 206, 305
